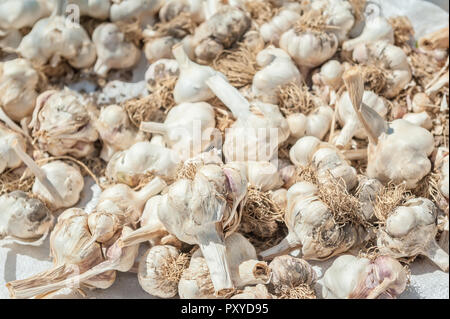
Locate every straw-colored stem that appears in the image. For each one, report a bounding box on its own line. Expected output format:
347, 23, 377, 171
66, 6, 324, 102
118, 224, 167, 248
423, 240, 449, 272
140, 122, 168, 135
0, 107, 25, 135
342, 148, 368, 161
172, 43, 192, 69
259, 233, 300, 260
135, 177, 166, 204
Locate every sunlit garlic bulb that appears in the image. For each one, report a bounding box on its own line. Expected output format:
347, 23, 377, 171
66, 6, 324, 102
231, 284, 273, 299
67, 0, 111, 19
227, 161, 283, 192
286, 106, 334, 141
159, 0, 205, 24
402, 112, 433, 130
320, 255, 408, 299
110, 0, 163, 26
269, 255, 317, 289
260, 9, 302, 46
145, 59, 179, 89
312, 59, 344, 90
311, 0, 355, 42
0, 191, 53, 246
144, 36, 179, 64
0, 124, 26, 174
0, 0, 51, 31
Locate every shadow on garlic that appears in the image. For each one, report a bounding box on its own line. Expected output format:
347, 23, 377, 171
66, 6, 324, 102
145, 58, 179, 89
320, 255, 408, 299
29, 89, 99, 158
377, 197, 449, 272
92, 23, 141, 77
0, 124, 27, 174
0, 190, 53, 246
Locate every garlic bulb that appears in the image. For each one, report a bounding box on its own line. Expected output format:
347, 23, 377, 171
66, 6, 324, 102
0, 191, 53, 246
0, 0, 51, 30
342, 15, 394, 51
402, 112, 433, 130
311, 0, 355, 42
92, 23, 141, 77
67, 0, 111, 20
228, 161, 283, 192
438, 154, 449, 200
0, 29, 22, 52
231, 284, 273, 299
0, 58, 39, 121
138, 245, 186, 298
251, 45, 302, 104
312, 59, 344, 90
94, 104, 146, 161
159, 0, 205, 24
259, 9, 302, 46
172, 43, 226, 104
353, 41, 411, 98
187, 5, 251, 63
290, 136, 358, 191
17, 12, 96, 69
286, 106, 334, 141
105, 141, 180, 186
269, 255, 317, 289
29, 89, 99, 158
145, 59, 179, 88
356, 176, 383, 221
144, 36, 180, 64
320, 255, 408, 299
140, 102, 216, 160
260, 181, 360, 260
207, 75, 290, 162
0, 124, 26, 174
110, 0, 163, 25
271, 188, 287, 211
159, 164, 248, 293
377, 198, 449, 272
335, 90, 387, 148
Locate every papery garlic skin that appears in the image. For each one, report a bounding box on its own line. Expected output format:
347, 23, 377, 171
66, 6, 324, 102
356, 176, 383, 221
312, 60, 344, 90
269, 255, 317, 288
231, 284, 273, 299
251, 45, 302, 104
110, 0, 163, 25
144, 36, 179, 64
439, 155, 449, 199
145, 59, 179, 88
0, 191, 53, 246
67, 0, 111, 20
311, 0, 355, 42
0, 58, 39, 121
342, 15, 394, 51
92, 23, 141, 77
367, 119, 434, 189
320, 255, 408, 299
159, 0, 205, 24
378, 198, 449, 272
0, 124, 27, 174
260, 9, 302, 46
353, 41, 411, 98
402, 112, 433, 130
0, 0, 51, 30
287, 106, 334, 141
335, 90, 387, 148
94, 104, 145, 161
140, 102, 216, 161
29, 89, 99, 158
17, 15, 96, 69
32, 161, 84, 210
228, 161, 283, 192
105, 141, 180, 186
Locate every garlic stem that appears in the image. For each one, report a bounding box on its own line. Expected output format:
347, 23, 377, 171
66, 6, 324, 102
335, 119, 359, 148
0, 107, 25, 135
206, 75, 250, 119
10, 139, 64, 206
172, 43, 193, 70
342, 149, 368, 161
53, 0, 67, 16
423, 239, 449, 272
118, 224, 167, 248
366, 277, 395, 299
135, 177, 166, 204
140, 122, 168, 135
259, 233, 300, 260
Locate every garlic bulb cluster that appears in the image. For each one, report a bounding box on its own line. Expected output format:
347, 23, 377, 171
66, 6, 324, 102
320, 255, 408, 299
92, 23, 141, 77
0, 191, 53, 246
377, 198, 449, 272
286, 106, 334, 141
140, 102, 216, 160
0, 58, 39, 122
207, 75, 290, 162
94, 104, 146, 161
0, 124, 26, 174
105, 141, 180, 186
251, 45, 302, 104
29, 89, 99, 158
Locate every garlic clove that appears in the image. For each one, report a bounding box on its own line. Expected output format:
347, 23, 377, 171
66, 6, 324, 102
402, 112, 433, 130
260, 9, 302, 46
0, 124, 27, 174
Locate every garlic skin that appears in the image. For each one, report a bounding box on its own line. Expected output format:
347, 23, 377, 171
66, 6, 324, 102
356, 176, 383, 221
312, 59, 344, 90
342, 15, 394, 51
92, 23, 141, 77
110, 0, 163, 25
94, 104, 146, 161
144, 36, 180, 64
0, 0, 51, 30
260, 181, 359, 261
335, 90, 387, 148
251, 45, 303, 104
172, 44, 226, 104
0, 29, 22, 52
402, 112, 433, 130
287, 106, 334, 141
29, 89, 99, 158
438, 154, 449, 200
377, 198, 449, 272
259, 9, 302, 46
231, 284, 273, 299
207, 75, 290, 162
320, 255, 408, 299
145, 59, 179, 88
188, 6, 251, 63
353, 41, 412, 98
32, 161, 84, 210
67, 0, 111, 20
159, 0, 205, 24
0, 124, 27, 174
17, 15, 96, 69
0, 191, 53, 246
228, 161, 283, 192
269, 255, 317, 289
0, 58, 39, 122
140, 102, 216, 161
311, 0, 355, 42
138, 245, 182, 298
105, 141, 180, 186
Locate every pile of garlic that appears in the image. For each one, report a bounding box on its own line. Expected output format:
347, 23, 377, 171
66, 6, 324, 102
0, 0, 448, 300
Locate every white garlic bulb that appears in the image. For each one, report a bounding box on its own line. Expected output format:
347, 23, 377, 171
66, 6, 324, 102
94, 104, 146, 161
17, 13, 96, 69
356, 176, 383, 221
144, 36, 179, 64
320, 255, 408, 299
0, 0, 51, 30
110, 0, 163, 25
251, 45, 302, 104
67, 0, 111, 20
438, 154, 449, 200
29, 89, 99, 158
402, 112, 433, 130
159, 0, 205, 24
259, 9, 302, 46
287, 106, 334, 141
269, 255, 317, 289
231, 284, 273, 299
228, 161, 283, 192
145, 58, 179, 88
92, 23, 141, 77
311, 0, 355, 42
377, 198, 449, 272
140, 102, 216, 161
207, 75, 290, 162
0, 124, 26, 174
105, 141, 180, 186
312, 59, 344, 90
0, 191, 53, 246
0, 58, 39, 121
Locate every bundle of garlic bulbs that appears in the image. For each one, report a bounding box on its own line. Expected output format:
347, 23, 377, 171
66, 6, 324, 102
1, 0, 448, 300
